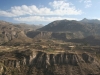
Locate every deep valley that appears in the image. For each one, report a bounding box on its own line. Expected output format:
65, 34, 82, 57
0, 19, 100, 75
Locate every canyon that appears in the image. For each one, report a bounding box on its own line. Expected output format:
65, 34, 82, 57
0, 49, 100, 75
0, 19, 100, 75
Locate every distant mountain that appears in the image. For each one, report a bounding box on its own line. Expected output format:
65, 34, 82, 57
80, 18, 100, 24
34, 19, 100, 45
38, 20, 85, 32
38, 19, 100, 36
14, 23, 43, 33
1, 19, 100, 45
0, 21, 32, 45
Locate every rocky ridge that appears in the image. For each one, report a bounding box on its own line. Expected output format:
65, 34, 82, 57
0, 21, 32, 45
0, 50, 100, 75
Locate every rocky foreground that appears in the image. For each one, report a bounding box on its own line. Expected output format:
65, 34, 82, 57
0, 49, 100, 75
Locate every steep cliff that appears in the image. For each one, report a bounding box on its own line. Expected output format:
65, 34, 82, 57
0, 50, 100, 75
26, 31, 84, 41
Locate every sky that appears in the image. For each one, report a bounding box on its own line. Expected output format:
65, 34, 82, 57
0, 0, 100, 25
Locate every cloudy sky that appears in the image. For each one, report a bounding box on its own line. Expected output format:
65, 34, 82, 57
0, 0, 99, 25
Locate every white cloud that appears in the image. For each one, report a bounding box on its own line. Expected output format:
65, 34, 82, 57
49, 0, 82, 15
79, 0, 83, 2
0, 10, 16, 17
97, 18, 100, 20
14, 16, 78, 22
79, 0, 92, 8
0, 0, 82, 17
84, 0, 92, 8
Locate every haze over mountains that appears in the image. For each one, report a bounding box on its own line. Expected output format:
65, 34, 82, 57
37, 18, 100, 45
0, 18, 100, 45
0, 21, 43, 45
39, 18, 100, 35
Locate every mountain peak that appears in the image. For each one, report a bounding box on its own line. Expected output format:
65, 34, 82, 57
81, 18, 89, 22
80, 18, 100, 24
83, 18, 88, 20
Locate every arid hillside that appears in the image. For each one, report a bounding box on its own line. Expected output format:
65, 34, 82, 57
0, 47, 100, 75
0, 21, 33, 45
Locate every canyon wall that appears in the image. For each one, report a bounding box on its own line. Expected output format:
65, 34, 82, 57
0, 50, 100, 75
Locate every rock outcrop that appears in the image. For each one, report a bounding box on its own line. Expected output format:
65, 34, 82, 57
26, 31, 84, 41
0, 50, 100, 75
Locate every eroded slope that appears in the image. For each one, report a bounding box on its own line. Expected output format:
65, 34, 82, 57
0, 50, 100, 75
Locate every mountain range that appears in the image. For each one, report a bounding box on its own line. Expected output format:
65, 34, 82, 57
0, 18, 100, 45
39, 18, 100, 35
0, 19, 100, 75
